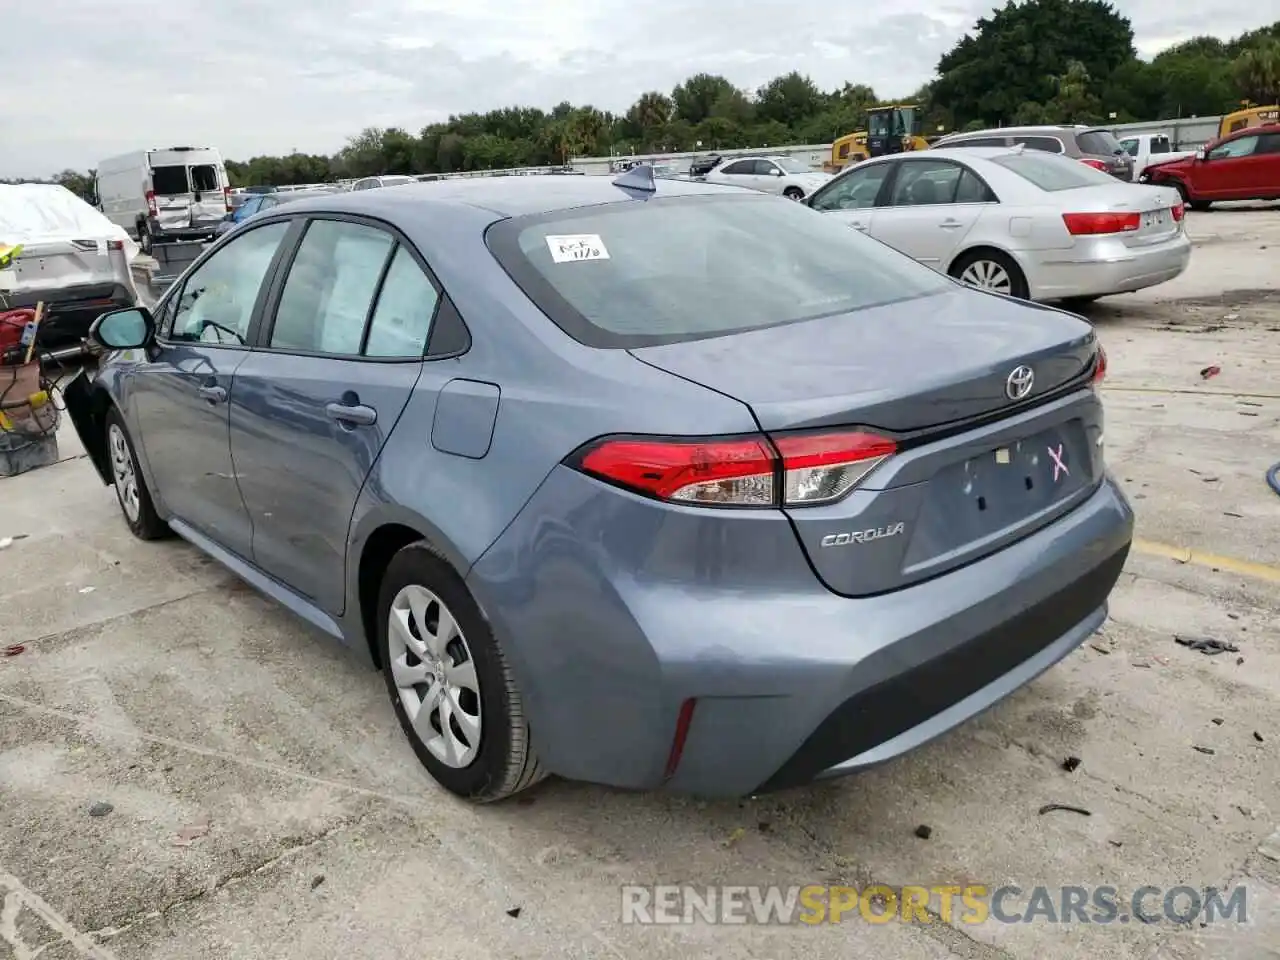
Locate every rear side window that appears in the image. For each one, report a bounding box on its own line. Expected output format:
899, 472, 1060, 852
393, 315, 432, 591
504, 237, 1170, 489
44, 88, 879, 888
191, 164, 219, 191
151, 165, 188, 195
364, 247, 439, 358
486, 194, 952, 348
990, 152, 1117, 191
1150, 136, 1172, 155
270, 220, 394, 354
1076, 130, 1123, 156
1013, 136, 1064, 154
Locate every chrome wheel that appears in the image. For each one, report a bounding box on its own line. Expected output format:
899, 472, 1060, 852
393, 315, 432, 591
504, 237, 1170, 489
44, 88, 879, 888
959, 259, 1013, 294
108, 423, 141, 522
387, 585, 482, 769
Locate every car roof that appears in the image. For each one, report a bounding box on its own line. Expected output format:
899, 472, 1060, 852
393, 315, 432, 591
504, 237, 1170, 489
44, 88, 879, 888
939, 126, 1081, 139
278, 173, 743, 219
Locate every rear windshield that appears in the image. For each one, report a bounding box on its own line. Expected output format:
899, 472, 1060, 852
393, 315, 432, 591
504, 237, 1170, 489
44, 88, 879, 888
191, 164, 219, 191
990, 153, 1117, 191
151, 165, 189, 195
1077, 130, 1123, 156
486, 194, 953, 348
1150, 136, 1172, 154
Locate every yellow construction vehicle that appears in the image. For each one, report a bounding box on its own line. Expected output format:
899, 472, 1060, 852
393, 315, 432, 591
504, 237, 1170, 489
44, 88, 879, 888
1219, 104, 1280, 136
822, 104, 930, 173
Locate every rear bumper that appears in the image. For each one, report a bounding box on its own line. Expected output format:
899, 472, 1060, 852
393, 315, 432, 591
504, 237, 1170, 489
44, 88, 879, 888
467, 466, 1134, 798
1028, 231, 1191, 300
146, 217, 219, 241
4, 281, 137, 346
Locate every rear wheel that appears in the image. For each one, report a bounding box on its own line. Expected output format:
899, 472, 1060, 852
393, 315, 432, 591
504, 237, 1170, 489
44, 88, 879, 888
949, 249, 1029, 300
783, 186, 805, 201
378, 543, 546, 802
1189, 199, 1213, 212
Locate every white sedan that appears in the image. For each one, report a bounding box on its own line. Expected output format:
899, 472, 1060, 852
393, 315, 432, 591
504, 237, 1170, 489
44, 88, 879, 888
704, 156, 831, 200
805, 146, 1191, 303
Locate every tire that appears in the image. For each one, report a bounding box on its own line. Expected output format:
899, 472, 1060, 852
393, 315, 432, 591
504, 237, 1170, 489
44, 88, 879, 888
377, 542, 546, 802
783, 186, 805, 201
949, 249, 1030, 300
137, 220, 153, 255
1189, 199, 1213, 212
1061, 295, 1102, 309
104, 407, 169, 540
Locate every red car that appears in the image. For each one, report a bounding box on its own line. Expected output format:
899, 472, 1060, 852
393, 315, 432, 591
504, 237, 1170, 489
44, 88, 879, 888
1140, 123, 1280, 210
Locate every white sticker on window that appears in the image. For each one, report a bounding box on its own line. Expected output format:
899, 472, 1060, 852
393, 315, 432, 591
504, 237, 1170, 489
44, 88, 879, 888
0, 269, 16, 291
546, 234, 609, 263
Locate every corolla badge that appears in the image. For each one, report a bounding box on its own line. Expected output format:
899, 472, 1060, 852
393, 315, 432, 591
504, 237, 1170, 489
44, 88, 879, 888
820, 522, 905, 548
1005, 365, 1035, 401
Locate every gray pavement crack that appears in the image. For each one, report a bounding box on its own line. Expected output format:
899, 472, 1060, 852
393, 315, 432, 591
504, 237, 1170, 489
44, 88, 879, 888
85, 817, 362, 943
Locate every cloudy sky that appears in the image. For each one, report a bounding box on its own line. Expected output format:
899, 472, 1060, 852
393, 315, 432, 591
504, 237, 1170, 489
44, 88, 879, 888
1, 0, 1276, 177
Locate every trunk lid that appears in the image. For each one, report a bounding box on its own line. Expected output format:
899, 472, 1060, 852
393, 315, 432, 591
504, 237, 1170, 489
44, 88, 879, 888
1067, 181, 1184, 247
629, 287, 1105, 596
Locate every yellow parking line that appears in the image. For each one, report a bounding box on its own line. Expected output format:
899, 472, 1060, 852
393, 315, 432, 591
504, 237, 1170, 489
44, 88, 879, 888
1132, 538, 1280, 584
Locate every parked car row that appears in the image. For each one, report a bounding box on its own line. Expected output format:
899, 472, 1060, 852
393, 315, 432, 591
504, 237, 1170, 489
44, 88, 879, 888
66, 169, 1132, 804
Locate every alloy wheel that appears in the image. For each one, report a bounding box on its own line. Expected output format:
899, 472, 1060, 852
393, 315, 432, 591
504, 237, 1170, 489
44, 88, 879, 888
108, 424, 141, 522
959, 259, 1014, 294
387, 584, 483, 768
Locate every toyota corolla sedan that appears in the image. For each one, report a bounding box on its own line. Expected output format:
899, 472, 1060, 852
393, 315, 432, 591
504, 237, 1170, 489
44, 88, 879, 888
62, 168, 1133, 802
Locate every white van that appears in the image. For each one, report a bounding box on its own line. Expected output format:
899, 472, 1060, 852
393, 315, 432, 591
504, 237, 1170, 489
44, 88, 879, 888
96, 147, 231, 253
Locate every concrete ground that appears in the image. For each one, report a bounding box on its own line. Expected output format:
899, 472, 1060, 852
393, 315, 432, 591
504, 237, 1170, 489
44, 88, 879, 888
3, 206, 1280, 960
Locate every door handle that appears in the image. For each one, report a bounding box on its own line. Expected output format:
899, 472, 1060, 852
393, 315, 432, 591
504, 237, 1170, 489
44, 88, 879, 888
325, 402, 377, 426
850, 222, 868, 231
197, 384, 227, 404
939, 219, 964, 229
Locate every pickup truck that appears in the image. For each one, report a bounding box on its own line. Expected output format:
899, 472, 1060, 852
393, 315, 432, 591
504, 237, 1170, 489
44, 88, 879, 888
1116, 133, 1196, 182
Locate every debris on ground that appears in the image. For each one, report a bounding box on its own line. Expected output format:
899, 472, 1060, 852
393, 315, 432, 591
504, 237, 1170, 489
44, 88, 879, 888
1175, 635, 1240, 655
311, 875, 325, 891
1237, 657, 1246, 665
0, 534, 27, 550
506, 907, 522, 919
2, 644, 24, 657
757, 821, 772, 833
1090, 642, 1112, 654
1192, 745, 1216, 755
724, 827, 746, 847
88, 802, 113, 817
1212, 718, 1225, 726
172, 819, 211, 847
1254, 732, 1265, 743
1061, 756, 1082, 772
1038, 804, 1091, 817
1199, 364, 1221, 380
914, 825, 932, 840
78, 586, 95, 594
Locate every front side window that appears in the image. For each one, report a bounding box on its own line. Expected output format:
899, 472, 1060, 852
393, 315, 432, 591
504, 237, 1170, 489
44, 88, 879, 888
170, 222, 290, 344
888, 160, 964, 206
753, 159, 781, 176
269, 220, 394, 355
1209, 136, 1259, 159
809, 163, 891, 211
1119, 139, 1139, 157
486, 194, 952, 348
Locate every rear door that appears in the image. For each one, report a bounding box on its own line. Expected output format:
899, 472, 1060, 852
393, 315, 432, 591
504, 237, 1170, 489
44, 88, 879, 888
864, 158, 989, 269
229, 216, 439, 612
148, 160, 196, 232
187, 158, 229, 225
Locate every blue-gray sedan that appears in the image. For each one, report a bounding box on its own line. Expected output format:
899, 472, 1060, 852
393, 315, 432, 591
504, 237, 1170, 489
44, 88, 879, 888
63, 170, 1133, 801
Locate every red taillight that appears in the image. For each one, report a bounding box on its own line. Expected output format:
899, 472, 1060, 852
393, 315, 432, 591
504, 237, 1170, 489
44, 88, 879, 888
145, 190, 157, 217
1079, 158, 1108, 171
570, 428, 897, 508
1091, 344, 1107, 386
1171, 202, 1185, 222
107, 239, 123, 251
223, 185, 232, 211
1062, 211, 1142, 236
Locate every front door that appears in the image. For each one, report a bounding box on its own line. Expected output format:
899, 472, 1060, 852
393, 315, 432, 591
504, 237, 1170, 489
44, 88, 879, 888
808, 160, 894, 235
868, 159, 987, 269
1199, 134, 1262, 198
130, 220, 294, 554
230, 217, 440, 613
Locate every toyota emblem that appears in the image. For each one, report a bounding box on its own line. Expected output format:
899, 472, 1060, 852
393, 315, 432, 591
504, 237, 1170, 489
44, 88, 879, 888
1006, 365, 1035, 401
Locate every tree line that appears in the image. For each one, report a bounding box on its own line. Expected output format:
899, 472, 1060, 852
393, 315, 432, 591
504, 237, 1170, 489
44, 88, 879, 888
12, 1, 1280, 195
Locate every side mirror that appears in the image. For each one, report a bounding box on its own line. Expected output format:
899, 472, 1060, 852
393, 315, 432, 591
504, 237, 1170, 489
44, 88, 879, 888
770, 168, 783, 176
90, 307, 155, 350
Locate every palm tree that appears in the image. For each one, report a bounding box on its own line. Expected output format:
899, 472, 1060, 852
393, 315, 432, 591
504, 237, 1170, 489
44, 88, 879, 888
1232, 40, 1280, 105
